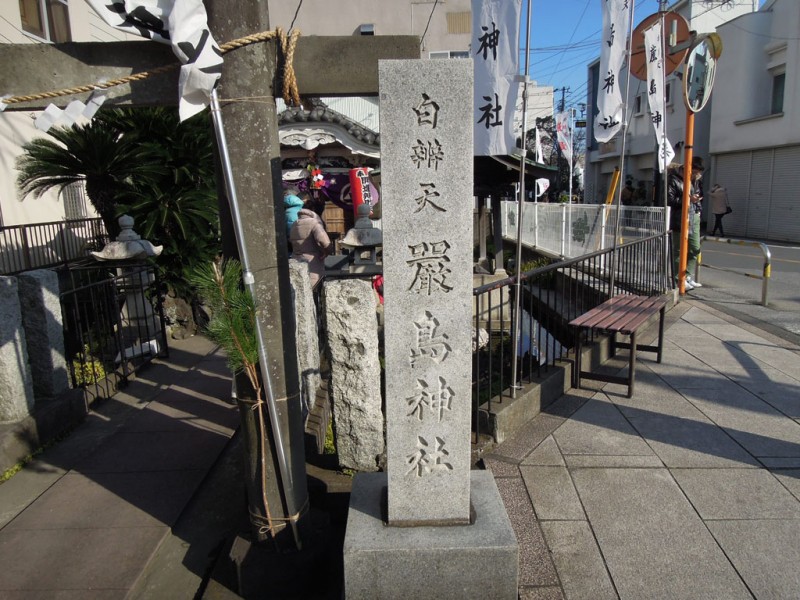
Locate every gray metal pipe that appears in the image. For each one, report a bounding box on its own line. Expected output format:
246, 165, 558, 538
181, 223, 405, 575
696, 236, 772, 306
510, 0, 533, 397
209, 89, 302, 548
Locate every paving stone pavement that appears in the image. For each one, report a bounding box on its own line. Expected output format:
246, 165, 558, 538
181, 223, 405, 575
486, 300, 800, 600
0, 335, 240, 599
3, 299, 800, 599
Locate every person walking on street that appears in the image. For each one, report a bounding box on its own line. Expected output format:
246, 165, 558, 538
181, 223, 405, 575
667, 157, 705, 290
709, 183, 730, 237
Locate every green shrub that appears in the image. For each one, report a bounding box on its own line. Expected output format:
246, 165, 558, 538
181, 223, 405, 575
71, 344, 106, 386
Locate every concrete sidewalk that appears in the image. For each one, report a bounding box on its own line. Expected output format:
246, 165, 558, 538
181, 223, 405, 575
0, 335, 240, 598
485, 299, 800, 599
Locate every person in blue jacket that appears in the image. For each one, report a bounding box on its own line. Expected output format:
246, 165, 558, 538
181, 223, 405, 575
283, 188, 304, 245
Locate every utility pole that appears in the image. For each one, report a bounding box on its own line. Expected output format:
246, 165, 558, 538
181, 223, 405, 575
557, 86, 570, 112
556, 86, 570, 196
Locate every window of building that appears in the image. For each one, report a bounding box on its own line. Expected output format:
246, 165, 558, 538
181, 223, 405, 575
62, 183, 87, 220
19, 0, 71, 42
771, 71, 785, 114
446, 12, 471, 34
634, 93, 645, 115
429, 50, 469, 59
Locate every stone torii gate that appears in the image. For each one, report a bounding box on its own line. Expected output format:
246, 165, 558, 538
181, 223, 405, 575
0, 3, 418, 550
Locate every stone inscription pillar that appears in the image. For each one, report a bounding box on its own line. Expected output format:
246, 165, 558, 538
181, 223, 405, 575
343, 59, 518, 600
380, 59, 474, 525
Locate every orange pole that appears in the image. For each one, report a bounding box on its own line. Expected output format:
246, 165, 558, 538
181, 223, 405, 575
678, 110, 695, 295
605, 168, 621, 205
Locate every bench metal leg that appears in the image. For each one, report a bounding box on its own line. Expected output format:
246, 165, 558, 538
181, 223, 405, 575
656, 305, 665, 363
628, 330, 637, 398
574, 326, 583, 389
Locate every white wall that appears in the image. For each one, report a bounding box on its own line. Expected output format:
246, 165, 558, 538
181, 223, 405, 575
710, 0, 800, 154
266, 0, 472, 54
584, 0, 760, 202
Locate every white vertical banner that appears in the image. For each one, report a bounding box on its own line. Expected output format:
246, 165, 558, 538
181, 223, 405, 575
556, 111, 572, 164
86, 0, 222, 121
594, 0, 630, 143
644, 22, 675, 172
472, 0, 522, 156
534, 126, 544, 164
535, 178, 550, 198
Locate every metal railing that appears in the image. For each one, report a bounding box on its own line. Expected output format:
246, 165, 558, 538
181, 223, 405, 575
696, 236, 772, 306
60, 261, 169, 403
472, 233, 671, 442
500, 201, 668, 258
0, 218, 107, 275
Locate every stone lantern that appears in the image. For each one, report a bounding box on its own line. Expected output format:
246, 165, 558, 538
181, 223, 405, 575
339, 203, 383, 274
91, 215, 163, 363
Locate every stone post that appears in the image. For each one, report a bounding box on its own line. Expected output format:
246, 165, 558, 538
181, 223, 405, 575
343, 60, 518, 599
288, 259, 321, 420
492, 194, 508, 275
0, 277, 35, 422
17, 270, 69, 399
323, 278, 384, 472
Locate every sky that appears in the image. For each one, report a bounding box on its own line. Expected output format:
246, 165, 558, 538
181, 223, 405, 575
522, 0, 766, 114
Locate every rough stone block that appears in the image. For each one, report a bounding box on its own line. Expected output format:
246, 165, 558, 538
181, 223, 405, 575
0, 277, 35, 422
288, 259, 321, 419
18, 269, 69, 399
323, 279, 384, 471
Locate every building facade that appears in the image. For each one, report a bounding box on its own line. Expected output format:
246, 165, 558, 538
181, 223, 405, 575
709, 0, 800, 241
584, 0, 759, 208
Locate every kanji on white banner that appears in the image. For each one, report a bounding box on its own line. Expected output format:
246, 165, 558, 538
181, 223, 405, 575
472, 0, 522, 156
644, 21, 675, 172
594, 0, 630, 143
86, 0, 222, 121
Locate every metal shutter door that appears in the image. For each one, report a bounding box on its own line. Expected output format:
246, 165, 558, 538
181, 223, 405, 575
714, 153, 751, 238
746, 149, 773, 239
767, 145, 800, 242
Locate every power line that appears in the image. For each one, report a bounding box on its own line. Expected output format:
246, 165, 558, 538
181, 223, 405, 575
419, 0, 440, 49
551, 0, 593, 77
289, 0, 303, 31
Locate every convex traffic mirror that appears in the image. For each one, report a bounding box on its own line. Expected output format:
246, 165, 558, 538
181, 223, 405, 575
683, 38, 719, 113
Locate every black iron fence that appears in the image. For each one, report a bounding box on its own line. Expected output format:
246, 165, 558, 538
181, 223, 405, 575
0, 218, 107, 275
472, 233, 672, 442
60, 261, 169, 403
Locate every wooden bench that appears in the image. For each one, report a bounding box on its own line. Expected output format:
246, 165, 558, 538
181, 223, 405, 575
569, 295, 667, 398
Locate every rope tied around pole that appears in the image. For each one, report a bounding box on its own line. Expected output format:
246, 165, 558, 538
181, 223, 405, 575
1, 28, 303, 109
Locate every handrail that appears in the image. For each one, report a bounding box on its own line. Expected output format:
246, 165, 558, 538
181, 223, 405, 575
0, 217, 106, 275
473, 232, 666, 296
696, 236, 772, 306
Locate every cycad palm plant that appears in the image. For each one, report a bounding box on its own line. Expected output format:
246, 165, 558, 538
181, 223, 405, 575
16, 118, 167, 237
17, 107, 220, 308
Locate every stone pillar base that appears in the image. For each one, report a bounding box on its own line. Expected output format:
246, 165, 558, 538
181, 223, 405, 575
344, 471, 518, 600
